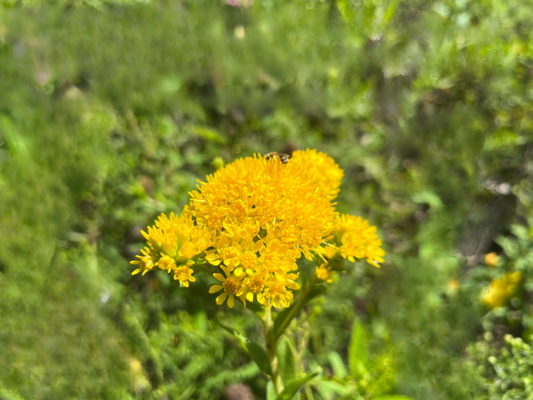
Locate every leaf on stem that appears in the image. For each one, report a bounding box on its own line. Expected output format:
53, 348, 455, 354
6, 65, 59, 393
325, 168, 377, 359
327, 351, 347, 379
266, 381, 277, 400
275, 372, 319, 400
217, 321, 272, 376
348, 318, 368, 380
278, 339, 297, 384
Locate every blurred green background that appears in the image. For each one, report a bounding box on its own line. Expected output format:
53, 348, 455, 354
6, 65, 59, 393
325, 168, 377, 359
2, 0, 533, 399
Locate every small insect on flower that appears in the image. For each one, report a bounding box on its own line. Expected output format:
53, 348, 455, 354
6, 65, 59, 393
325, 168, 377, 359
265, 152, 291, 164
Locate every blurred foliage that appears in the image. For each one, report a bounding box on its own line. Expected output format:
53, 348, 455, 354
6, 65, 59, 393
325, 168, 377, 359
469, 335, 533, 400
465, 225, 533, 399
1, 0, 533, 399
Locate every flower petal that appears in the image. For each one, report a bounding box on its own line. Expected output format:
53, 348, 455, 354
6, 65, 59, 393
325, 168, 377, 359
216, 293, 228, 305
253, 240, 264, 253
209, 284, 223, 294
213, 273, 225, 282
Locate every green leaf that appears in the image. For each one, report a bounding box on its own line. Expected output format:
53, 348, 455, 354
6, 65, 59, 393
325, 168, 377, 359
327, 351, 347, 379
274, 285, 327, 340
511, 224, 530, 242
216, 321, 247, 341
0, 388, 25, 400
275, 372, 319, 400
318, 380, 351, 397
193, 126, 226, 144
216, 321, 272, 376
348, 318, 368, 379
266, 381, 277, 400
372, 396, 413, 400
246, 339, 273, 376
278, 339, 297, 385
412, 190, 443, 210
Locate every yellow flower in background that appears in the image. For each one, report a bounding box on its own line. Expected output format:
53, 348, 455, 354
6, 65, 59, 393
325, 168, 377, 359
485, 252, 499, 267
482, 271, 522, 309
335, 214, 385, 267
448, 280, 459, 291
132, 150, 385, 309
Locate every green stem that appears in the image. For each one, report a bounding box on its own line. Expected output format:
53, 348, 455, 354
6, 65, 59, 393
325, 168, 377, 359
263, 308, 284, 394
274, 274, 318, 341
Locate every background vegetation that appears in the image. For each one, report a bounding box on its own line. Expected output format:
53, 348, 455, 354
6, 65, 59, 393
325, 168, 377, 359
1, 0, 533, 399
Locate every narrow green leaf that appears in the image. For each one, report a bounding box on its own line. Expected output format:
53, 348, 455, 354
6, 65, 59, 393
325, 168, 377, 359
193, 126, 226, 144
275, 372, 319, 400
318, 380, 351, 397
383, 0, 400, 25
246, 339, 273, 376
278, 339, 297, 384
266, 381, 277, 400
216, 321, 272, 375
216, 321, 247, 341
327, 351, 347, 379
511, 224, 529, 242
274, 285, 327, 340
348, 318, 368, 379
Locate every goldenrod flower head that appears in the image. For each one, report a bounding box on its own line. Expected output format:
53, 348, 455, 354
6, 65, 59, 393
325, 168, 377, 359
482, 271, 522, 309
132, 150, 385, 310
335, 214, 385, 267
485, 252, 499, 267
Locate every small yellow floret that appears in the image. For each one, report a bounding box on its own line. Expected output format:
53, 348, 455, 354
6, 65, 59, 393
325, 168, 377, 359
156, 255, 176, 273
174, 261, 196, 287
316, 264, 335, 283
131, 247, 156, 276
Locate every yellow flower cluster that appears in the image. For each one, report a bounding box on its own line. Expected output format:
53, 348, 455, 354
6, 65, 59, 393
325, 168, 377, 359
131, 211, 211, 286
132, 150, 385, 309
334, 214, 386, 268
482, 271, 522, 309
